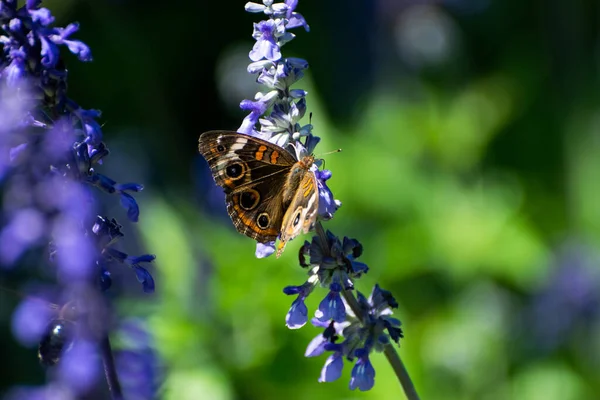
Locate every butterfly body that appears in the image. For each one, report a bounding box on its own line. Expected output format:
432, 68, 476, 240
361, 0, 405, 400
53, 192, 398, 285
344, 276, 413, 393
198, 131, 319, 257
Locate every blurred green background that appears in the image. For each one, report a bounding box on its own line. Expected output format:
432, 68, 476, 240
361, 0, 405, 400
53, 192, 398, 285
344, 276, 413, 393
2, 0, 600, 399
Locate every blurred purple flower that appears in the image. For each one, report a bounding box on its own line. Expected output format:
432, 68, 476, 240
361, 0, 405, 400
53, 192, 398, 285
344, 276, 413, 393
0, 0, 155, 396
11, 296, 54, 345
116, 319, 163, 400
519, 243, 600, 355
58, 340, 99, 393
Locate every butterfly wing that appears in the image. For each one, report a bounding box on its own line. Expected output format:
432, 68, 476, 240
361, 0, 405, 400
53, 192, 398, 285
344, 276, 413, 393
198, 131, 297, 243
276, 170, 319, 257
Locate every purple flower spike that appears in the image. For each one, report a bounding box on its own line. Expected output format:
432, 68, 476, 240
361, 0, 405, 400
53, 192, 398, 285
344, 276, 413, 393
1, 0, 156, 396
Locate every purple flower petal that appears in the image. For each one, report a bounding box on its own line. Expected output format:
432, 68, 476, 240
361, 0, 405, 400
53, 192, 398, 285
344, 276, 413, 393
58, 340, 100, 393
305, 333, 327, 357
134, 266, 155, 293
120, 192, 140, 222
349, 353, 375, 391
319, 352, 343, 383
250, 39, 281, 62
29, 7, 54, 25
115, 183, 144, 192
11, 298, 54, 345
286, 296, 308, 329
127, 254, 156, 264
317, 285, 346, 323
255, 241, 275, 258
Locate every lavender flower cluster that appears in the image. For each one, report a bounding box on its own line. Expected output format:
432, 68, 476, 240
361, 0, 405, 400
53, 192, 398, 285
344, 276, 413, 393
240, 0, 405, 391
1, 0, 155, 396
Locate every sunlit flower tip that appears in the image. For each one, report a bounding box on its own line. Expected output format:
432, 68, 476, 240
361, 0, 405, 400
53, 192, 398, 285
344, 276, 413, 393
247, 60, 273, 74
349, 349, 375, 391
239, 90, 278, 117
255, 241, 276, 258
28, 7, 54, 25
318, 283, 346, 323
305, 323, 332, 357
250, 20, 283, 62
284, 0, 309, 31
289, 89, 307, 99
318, 352, 343, 383
290, 98, 306, 120
245, 2, 266, 13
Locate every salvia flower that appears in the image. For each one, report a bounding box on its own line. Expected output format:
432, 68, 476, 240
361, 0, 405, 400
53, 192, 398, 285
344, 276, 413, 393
289, 231, 368, 300
241, 0, 340, 258
305, 285, 403, 391
0, 0, 155, 396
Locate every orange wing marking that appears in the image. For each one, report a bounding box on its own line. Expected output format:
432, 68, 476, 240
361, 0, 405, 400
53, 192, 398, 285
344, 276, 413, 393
255, 145, 267, 161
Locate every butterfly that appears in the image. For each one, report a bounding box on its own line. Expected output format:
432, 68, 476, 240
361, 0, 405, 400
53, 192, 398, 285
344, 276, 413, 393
198, 131, 319, 257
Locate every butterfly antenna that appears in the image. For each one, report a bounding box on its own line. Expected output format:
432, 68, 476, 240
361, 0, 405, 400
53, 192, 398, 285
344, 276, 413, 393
315, 148, 341, 170
0, 284, 59, 310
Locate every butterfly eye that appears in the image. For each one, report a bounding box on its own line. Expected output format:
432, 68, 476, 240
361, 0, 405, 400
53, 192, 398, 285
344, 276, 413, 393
239, 189, 260, 210
293, 212, 301, 226
226, 163, 244, 179
257, 213, 270, 229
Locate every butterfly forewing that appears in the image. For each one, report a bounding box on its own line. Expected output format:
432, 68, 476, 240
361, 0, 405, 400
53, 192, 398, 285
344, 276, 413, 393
198, 130, 319, 256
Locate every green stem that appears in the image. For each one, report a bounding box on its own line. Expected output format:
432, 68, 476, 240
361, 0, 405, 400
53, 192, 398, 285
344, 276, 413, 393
315, 222, 420, 400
